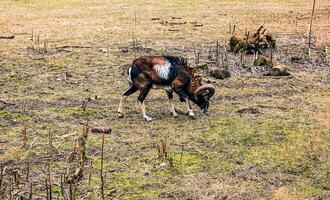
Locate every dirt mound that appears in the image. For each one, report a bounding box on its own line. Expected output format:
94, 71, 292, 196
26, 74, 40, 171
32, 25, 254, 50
264, 64, 290, 76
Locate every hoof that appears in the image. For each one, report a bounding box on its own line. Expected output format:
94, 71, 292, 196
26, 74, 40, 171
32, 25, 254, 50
188, 111, 195, 119
117, 113, 124, 118
144, 116, 153, 122
172, 112, 178, 118
189, 115, 196, 119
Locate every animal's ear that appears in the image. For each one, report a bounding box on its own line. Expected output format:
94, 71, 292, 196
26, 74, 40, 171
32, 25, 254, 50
180, 57, 188, 67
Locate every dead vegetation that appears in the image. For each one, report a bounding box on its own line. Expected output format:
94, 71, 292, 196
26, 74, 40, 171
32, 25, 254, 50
0, 35, 14, 39
229, 26, 276, 54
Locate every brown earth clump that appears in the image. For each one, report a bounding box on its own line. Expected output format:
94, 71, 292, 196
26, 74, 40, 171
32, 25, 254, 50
209, 69, 231, 79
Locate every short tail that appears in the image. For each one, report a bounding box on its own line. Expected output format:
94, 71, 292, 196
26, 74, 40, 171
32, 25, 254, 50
127, 66, 133, 83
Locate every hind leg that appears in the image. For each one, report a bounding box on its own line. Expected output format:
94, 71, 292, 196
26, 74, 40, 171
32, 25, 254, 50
138, 83, 153, 121
117, 85, 138, 118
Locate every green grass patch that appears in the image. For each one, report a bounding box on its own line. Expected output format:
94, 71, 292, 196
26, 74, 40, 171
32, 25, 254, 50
0, 110, 27, 120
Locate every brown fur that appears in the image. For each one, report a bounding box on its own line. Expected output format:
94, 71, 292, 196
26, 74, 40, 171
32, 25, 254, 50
190, 76, 202, 93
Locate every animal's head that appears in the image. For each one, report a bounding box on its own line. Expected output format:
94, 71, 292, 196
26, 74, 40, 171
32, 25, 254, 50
190, 76, 215, 113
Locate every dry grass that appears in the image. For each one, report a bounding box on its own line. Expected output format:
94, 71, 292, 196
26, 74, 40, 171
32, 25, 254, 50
0, 0, 329, 199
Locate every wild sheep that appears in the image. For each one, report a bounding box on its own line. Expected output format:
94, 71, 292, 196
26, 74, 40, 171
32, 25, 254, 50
117, 56, 215, 121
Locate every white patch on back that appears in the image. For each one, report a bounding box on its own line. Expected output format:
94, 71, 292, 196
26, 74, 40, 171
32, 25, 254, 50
154, 61, 171, 80
127, 67, 132, 83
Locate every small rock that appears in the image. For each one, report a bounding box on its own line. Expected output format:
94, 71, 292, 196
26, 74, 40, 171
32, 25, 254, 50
143, 169, 151, 176
85, 96, 98, 102
107, 188, 117, 195
264, 64, 290, 76
155, 162, 168, 170
270, 64, 289, 76
291, 56, 302, 62
108, 168, 116, 173
65, 72, 73, 78
100, 48, 108, 53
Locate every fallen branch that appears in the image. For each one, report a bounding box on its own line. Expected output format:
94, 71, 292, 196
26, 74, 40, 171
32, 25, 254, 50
55, 45, 93, 49
247, 75, 294, 80
91, 126, 112, 134
0, 100, 16, 106
0, 35, 14, 39
0, 100, 17, 109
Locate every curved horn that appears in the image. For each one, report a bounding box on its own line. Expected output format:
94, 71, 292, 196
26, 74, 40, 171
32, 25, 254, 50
194, 84, 215, 98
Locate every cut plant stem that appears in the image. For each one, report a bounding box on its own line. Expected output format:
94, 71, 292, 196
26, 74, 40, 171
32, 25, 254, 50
308, 0, 316, 48
48, 163, 52, 200
229, 22, 231, 35
232, 24, 236, 36
60, 173, 64, 198
26, 162, 30, 182
48, 129, 53, 147
216, 41, 219, 67
69, 182, 73, 200
45, 174, 49, 200
326, 45, 328, 63
180, 144, 185, 164
240, 51, 244, 66
0, 164, 3, 189
29, 182, 33, 199
270, 48, 274, 67
88, 160, 93, 187
100, 130, 105, 200
22, 126, 27, 148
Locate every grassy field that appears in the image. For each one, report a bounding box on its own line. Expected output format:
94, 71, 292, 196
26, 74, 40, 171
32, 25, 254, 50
0, 0, 329, 199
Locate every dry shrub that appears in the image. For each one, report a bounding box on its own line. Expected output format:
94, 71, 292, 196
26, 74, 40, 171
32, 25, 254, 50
253, 56, 272, 67
229, 26, 276, 54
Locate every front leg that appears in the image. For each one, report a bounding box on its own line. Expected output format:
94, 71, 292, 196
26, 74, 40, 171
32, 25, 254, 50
185, 98, 195, 119
173, 88, 195, 119
166, 91, 177, 118
139, 101, 152, 121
